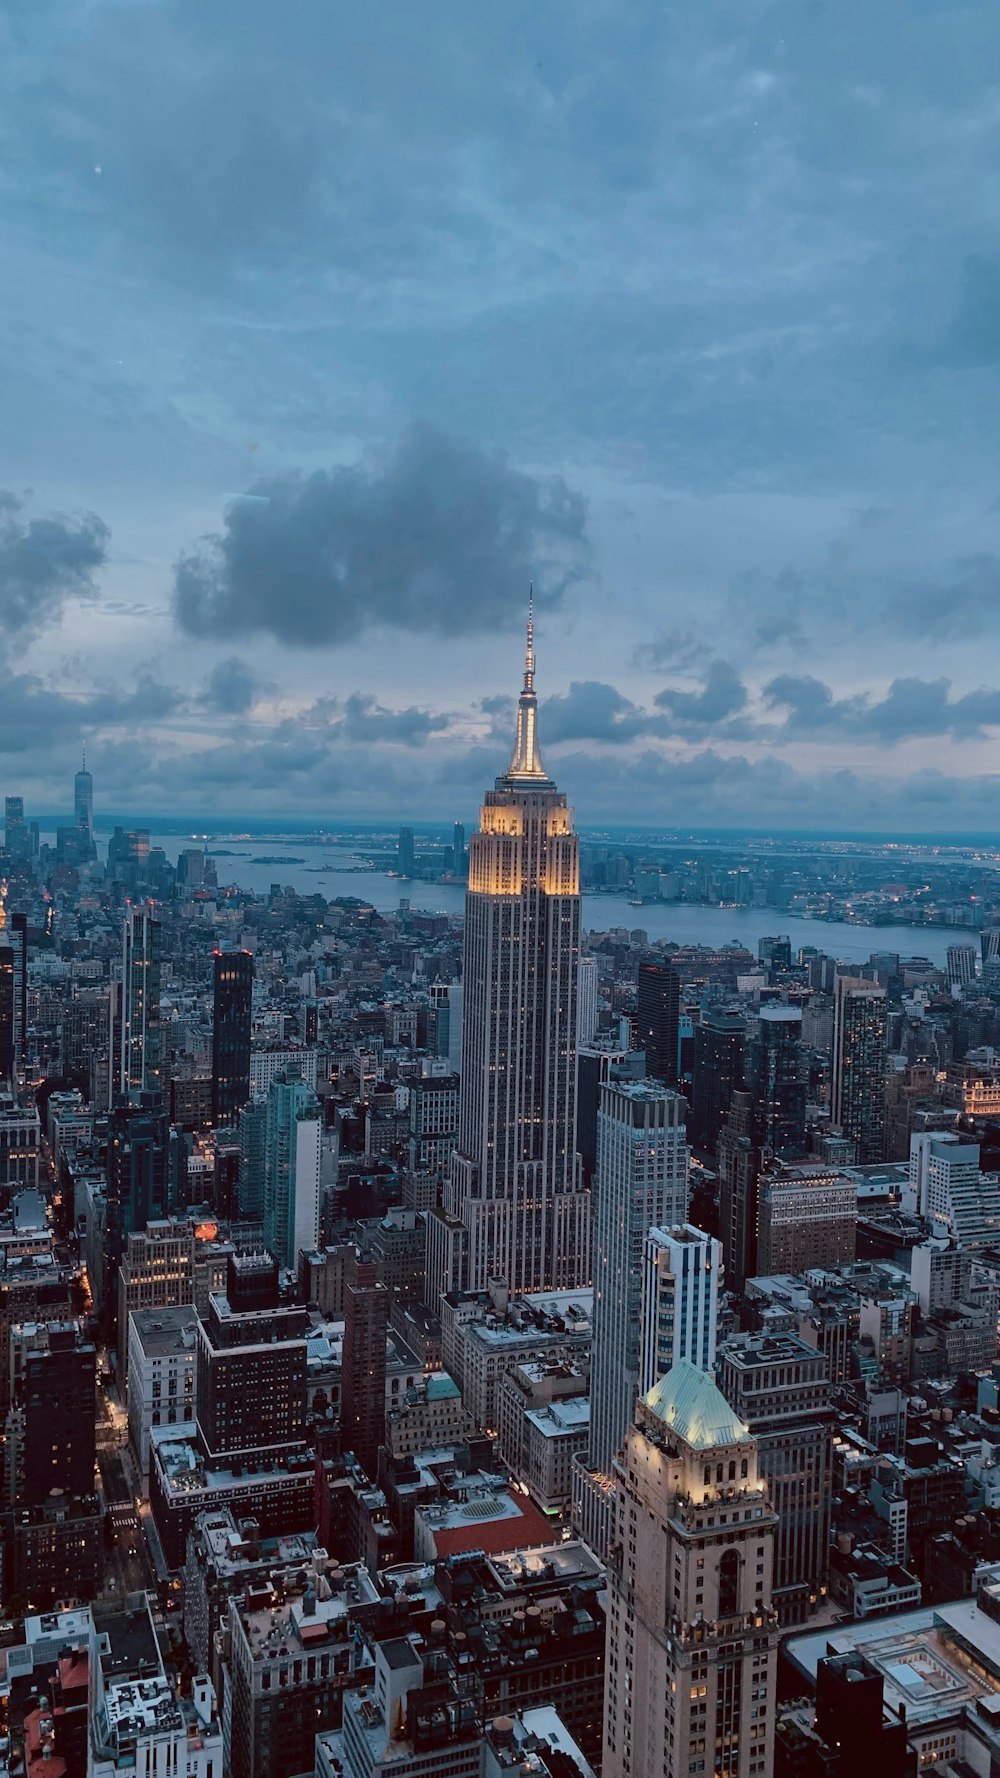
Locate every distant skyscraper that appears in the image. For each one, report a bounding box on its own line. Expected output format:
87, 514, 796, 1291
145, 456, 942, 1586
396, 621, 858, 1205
946, 943, 977, 993
397, 826, 415, 877
590, 1079, 689, 1475
636, 959, 681, 1085
263, 1073, 321, 1271
120, 902, 162, 1098
106, 1091, 174, 1283
447, 613, 589, 1294
0, 944, 14, 1088
603, 1361, 778, 1778
640, 1222, 722, 1395
74, 752, 94, 844
690, 1007, 745, 1150
832, 975, 888, 1163
3, 796, 25, 859
212, 949, 254, 1124
452, 819, 466, 876
577, 954, 599, 1046
746, 1005, 807, 1158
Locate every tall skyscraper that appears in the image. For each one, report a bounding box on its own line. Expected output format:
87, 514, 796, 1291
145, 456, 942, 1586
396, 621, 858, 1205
832, 976, 888, 1163
590, 1079, 689, 1475
74, 752, 94, 844
640, 1222, 722, 1395
397, 826, 415, 877
690, 1007, 745, 1151
120, 902, 162, 1098
4, 796, 25, 859
340, 1249, 388, 1482
0, 942, 14, 1090
447, 615, 588, 1293
603, 1360, 778, 1778
746, 1004, 807, 1158
0, 910, 28, 1089
22, 1325, 97, 1505
263, 1073, 321, 1271
212, 949, 254, 1125
577, 954, 599, 1046
636, 959, 680, 1085
452, 819, 466, 876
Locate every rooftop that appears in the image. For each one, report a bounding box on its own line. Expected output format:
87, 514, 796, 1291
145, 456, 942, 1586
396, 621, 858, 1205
642, 1359, 750, 1451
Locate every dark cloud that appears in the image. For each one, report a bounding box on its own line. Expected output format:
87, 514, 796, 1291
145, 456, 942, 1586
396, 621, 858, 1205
341, 694, 449, 747
205, 657, 261, 715
174, 427, 589, 646
0, 667, 177, 752
886, 557, 1000, 642
764, 673, 1000, 741
0, 493, 108, 633
634, 627, 711, 673
542, 681, 648, 745
653, 661, 748, 725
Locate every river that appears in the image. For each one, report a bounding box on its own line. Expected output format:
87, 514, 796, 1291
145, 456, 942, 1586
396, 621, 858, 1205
134, 830, 965, 966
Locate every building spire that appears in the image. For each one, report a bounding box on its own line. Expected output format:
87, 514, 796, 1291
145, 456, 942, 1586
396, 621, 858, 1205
506, 587, 550, 782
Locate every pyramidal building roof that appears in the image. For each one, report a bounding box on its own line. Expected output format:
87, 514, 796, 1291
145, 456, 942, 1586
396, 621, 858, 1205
642, 1358, 750, 1451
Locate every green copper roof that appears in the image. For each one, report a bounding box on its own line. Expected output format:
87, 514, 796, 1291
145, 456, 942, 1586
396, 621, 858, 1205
426, 1373, 461, 1401
642, 1358, 750, 1451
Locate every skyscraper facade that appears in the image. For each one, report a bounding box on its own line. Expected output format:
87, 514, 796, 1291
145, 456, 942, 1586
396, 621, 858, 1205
589, 1079, 689, 1474
120, 902, 162, 1098
212, 949, 254, 1125
832, 975, 888, 1163
636, 959, 680, 1086
690, 1007, 745, 1150
577, 954, 599, 1046
603, 1360, 778, 1778
74, 756, 94, 845
447, 618, 588, 1294
640, 1222, 722, 1395
746, 1004, 807, 1158
263, 1073, 321, 1271
397, 826, 415, 877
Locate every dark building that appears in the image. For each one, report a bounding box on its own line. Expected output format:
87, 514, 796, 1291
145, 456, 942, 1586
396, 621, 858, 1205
2, 1493, 103, 1609
832, 976, 888, 1164
212, 950, 254, 1125
776, 1652, 916, 1778
22, 1326, 97, 1506
717, 1088, 761, 1287
690, 1009, 745, 1151
195, 1252, 309, 1463
452, 820, 466, 876
718, 1333, 833, 1624
0, 944, 14, 1087
0, 913, 28, 1086
398, 827, 415, 877
636, 961, 680, 1086
340, 1250, 388, 1482
106, 1093, 174, 1280
746, 1005, 807, 1158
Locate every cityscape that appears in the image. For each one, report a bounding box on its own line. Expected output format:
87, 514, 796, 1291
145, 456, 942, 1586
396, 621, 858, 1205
1, 622, 1000, 1778
5, 3, 999, 1777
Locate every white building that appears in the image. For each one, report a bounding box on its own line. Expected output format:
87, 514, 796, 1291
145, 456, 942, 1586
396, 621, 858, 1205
589, 1079, 689, 1475
577, 955, 599, 1046
127, 1304, 198, 1491
909, 1131, 1000, 1246
640, 1222, 722, 1395
249, 1043, 318, 1100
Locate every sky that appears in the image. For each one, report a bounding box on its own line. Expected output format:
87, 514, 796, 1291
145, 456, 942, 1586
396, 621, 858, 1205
2, 0, 1000, 832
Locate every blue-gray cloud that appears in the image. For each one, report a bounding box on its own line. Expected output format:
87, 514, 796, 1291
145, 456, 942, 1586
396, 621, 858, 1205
0, 493, 108, 633
174, 427, 589, 645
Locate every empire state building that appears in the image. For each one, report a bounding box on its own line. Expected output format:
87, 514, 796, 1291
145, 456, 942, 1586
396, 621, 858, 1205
446, 614, 590, 1294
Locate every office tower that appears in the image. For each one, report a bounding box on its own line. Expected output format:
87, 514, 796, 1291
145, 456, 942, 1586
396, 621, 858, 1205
263, 1073, 321, 1271
717, 1089, 761, 1288
757, 1163, 857, 1274
808, 953, 836, 993
452, 819, 466, 876
120, 901, 162, 1098
636, 959, 680, 1085
0, 944, 13, 1089
74, 753, 93, 843
117, 1220, 197, 1381
690, 1007, 745, 1150
408, 1068, 460, 1176
590, 1079, 689, 1475
947, 943, 977, 992
238, 1099, 267, 1219
832, 976, 888, 1163
603, 1360, 778, 1778
3, 796, 25, 858
718, 1333, 833, 1623
447, 615, 588, 1293
195, 1253, 309, 1465
211, 949, 253, 1124
640, 1223, 722, 1395
746, 1004, 807, 1158
22, 1325, 97, 1505
340, 1249, 388, 1481
577, 953, 599, 1046
397, 826, 415, 877
106, 1092, 173, 1281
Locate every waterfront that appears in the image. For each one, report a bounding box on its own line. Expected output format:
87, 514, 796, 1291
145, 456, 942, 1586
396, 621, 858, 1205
131, 830, 967, 967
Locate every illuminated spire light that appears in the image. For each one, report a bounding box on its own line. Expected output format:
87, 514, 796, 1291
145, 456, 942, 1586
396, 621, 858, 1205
506, 586, 551, 782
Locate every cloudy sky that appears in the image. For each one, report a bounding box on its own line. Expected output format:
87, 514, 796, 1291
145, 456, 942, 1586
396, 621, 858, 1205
2, 0, 999, 830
